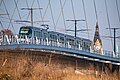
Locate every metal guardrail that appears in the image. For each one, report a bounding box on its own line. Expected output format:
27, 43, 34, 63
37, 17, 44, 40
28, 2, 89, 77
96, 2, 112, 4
0, 35, 119, 59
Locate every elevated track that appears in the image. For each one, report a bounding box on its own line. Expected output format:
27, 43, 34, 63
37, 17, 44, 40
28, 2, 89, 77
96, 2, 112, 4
0, 43, 120, 66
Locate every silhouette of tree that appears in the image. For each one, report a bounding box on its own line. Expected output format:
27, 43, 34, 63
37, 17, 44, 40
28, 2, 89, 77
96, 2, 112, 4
0, 29, 13, 38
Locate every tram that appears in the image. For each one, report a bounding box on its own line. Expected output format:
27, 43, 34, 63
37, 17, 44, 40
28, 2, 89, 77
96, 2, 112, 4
19, 26, 92, 52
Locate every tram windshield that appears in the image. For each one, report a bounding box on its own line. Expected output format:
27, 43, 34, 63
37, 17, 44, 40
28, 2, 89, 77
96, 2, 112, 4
19, 27, 32, 38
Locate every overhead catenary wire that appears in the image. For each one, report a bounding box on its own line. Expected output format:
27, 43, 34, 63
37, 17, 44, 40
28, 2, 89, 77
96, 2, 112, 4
59, 0, 67, 33
105, 0, 113, 50
0, 20, 26, 26
82, 0, 90, 39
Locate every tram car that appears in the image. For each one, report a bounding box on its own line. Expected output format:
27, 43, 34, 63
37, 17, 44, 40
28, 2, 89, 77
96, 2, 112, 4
19, 26, 92, 52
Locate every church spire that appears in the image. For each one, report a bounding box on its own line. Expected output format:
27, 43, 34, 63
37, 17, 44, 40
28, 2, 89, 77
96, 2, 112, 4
92, 20, 103, 54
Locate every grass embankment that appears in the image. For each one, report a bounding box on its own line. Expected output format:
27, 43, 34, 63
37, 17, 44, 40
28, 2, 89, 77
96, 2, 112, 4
0, 51, 119, 80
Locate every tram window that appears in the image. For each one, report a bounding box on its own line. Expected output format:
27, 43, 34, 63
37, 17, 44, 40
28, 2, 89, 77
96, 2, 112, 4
67, 38, 74, 45
34, 31, 36, 37
20, 28, 29, 34
76, 40, 82, 47
19, 27, 32, 38
39, 31, 42, 38
36, 31, 39, 37
50, 34, 57, 42
53, 35, 57, 42
79, 40, 82, 47
82, 41, 85, 47
44, 33, 47, 39
60, 37, 64, 43
19, 28, 32, 34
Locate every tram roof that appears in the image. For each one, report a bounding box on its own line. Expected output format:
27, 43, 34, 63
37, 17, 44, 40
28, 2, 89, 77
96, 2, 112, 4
49, 31, 91, 42
20, 26, 46, 31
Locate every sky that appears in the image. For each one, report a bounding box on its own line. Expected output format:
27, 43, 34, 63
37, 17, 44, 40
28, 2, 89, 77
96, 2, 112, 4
0, 0, 120, 52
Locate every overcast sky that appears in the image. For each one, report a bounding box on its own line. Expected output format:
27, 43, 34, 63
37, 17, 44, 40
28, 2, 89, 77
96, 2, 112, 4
0, 0, 120, 51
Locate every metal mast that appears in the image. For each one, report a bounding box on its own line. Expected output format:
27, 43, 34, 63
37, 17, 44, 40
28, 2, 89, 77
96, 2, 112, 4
21, 8, 42, 26
106, 28, 120, 55
66, 19, 85, 37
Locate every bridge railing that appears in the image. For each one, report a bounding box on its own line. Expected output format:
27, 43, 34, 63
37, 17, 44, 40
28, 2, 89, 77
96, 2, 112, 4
0, 34, 119, 58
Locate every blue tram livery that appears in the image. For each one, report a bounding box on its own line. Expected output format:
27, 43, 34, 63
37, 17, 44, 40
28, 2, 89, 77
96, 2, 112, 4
19, 26, 92, 52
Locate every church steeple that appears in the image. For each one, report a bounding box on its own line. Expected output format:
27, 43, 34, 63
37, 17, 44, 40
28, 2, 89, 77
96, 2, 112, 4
92, 20, 103, 54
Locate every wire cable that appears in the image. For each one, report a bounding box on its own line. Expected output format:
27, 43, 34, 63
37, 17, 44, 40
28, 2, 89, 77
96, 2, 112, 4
59, 0, 67, 33
0, 0, 3, 7
93, 0, 98, 20
7, 0, 19, 29
3, 0, 16, 33
37, 0, 44, 24
42, 2, 49, 20
25, 0, 29, 8
70, 0, 76, 20
31, 0, 35, 7
116, 0, 120, 22
56, 0, 66, 27
25, 0, 30, 23
49, 0, 56, 31
82, 0, 90, 39
105, 0, 113, 50
0, 21, 4, 29
14, 0, 22, 20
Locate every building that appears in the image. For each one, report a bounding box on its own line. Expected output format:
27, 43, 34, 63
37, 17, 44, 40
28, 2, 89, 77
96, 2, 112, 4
92, 21, 103, 54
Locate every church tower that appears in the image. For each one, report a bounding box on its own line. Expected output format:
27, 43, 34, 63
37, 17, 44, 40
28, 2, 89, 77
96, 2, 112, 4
92, 21, 103, 54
